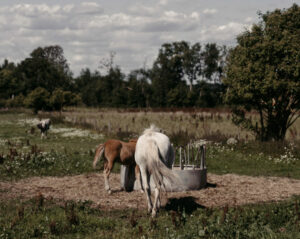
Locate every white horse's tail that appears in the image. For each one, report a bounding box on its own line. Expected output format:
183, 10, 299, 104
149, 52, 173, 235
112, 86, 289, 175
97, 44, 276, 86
93, 144, 105, 168
147, 140, 183, 191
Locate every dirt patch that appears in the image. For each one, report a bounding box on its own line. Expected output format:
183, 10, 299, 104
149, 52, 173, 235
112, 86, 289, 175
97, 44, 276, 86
1, 173, 300, 210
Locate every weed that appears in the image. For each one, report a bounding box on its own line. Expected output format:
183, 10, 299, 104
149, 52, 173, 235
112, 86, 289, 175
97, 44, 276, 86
129, 210, 137, 227
36, 192, 44, 210
49, 220, 58, 235
65, 201, 80, 226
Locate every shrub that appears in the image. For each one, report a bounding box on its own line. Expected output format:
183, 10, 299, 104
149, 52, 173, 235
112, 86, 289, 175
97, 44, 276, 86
25, 87, 51, 113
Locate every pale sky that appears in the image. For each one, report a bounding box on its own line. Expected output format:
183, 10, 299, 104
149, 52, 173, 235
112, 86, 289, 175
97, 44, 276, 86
0, 0, 298, 76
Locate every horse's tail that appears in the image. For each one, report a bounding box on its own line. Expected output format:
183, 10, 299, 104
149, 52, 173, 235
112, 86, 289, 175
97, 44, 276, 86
147, 140, 184, 191
93, 144, 105, 169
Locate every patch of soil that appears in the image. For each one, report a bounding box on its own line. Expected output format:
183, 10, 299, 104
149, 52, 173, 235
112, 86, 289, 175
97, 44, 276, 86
1, 173, 300, 210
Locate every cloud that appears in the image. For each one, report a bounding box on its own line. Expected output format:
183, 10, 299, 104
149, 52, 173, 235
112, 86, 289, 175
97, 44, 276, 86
158, 0, 168, 6
2, 0, 282, 75
203, 8, 218, 15
140, 10, 199, 32
73, 2, 103, 15
127, 5, 157, 16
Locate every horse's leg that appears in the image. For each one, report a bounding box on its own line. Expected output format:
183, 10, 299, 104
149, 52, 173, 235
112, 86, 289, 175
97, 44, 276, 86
135, 165, 143, 193
103, 160, 113, 194
152, 183, 162, 217
140, 166, 152, 213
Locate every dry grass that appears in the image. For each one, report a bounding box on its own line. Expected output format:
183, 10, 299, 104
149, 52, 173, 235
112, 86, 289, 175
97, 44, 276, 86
42, 107, 300, 142
1, 173, 300, 210
43, 108, 251, 142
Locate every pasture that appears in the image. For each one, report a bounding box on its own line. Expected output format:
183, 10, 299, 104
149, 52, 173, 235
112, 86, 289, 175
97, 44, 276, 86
0, 109, 300, 238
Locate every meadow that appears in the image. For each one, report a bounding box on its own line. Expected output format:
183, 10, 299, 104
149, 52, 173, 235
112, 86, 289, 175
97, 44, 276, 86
0, 108, 300, 238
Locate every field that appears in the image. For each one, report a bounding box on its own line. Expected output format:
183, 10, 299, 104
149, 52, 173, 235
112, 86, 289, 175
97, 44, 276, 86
0, 108, 300, 238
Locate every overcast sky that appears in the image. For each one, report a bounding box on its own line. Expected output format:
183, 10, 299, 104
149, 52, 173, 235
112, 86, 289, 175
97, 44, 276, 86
0, 0, 298, 76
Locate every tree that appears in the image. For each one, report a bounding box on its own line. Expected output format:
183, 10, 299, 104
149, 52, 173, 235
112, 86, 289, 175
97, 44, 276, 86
17, 45, 72, 94
181, 42, 202, 91
127, 69, 151, 107
223, 4, 300, 141
150, 42, 187, 106
25, 87, 50, 113
202, 43, 227, 83
74, 68, 99, 106
0, 60, 21, 99
30, 45, 70, 75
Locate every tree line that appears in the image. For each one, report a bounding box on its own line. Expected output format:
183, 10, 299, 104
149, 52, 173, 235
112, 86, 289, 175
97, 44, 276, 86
0, 41, 226, 111
0, 4, 299, 141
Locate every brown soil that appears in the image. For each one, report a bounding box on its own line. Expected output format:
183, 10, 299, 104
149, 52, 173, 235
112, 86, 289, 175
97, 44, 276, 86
1, 173, 300, 210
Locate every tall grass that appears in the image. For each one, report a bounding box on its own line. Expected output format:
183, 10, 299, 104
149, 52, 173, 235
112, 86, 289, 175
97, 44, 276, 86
45, 107, 300, 142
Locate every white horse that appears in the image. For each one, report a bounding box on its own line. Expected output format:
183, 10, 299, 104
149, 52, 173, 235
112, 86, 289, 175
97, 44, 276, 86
135, 125, 183, 217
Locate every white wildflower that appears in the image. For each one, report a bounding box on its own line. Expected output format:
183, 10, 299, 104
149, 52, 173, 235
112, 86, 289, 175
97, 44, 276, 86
227, 137, 238, 145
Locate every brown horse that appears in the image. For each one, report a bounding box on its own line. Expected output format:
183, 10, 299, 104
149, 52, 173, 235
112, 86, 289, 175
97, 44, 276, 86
93, 139, 141, 194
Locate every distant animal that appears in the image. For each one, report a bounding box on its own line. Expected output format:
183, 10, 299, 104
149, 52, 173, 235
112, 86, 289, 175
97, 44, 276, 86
135, 125, 183, 217
37, 119, 51, 139
93, 138, 141, 194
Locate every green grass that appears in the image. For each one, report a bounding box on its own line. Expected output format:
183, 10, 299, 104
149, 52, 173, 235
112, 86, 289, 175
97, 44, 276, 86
0, 196, 299, 239
0, 112, 103, 181
0, 111, 299, 180
206, 142, 300, 179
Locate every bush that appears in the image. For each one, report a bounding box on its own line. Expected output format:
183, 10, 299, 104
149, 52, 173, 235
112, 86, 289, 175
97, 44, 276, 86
50, 88, 82, 111
25, 87, 51, 113
6, 94, 25, 108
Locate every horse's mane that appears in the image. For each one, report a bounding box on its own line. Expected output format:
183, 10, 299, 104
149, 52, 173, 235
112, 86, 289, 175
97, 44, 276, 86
142, 124, 161, 135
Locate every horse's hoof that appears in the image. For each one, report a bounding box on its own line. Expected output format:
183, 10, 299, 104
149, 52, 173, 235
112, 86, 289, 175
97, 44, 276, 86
140, 190, 144, 194
108, 190, 112, 194
151, 211, 157, 218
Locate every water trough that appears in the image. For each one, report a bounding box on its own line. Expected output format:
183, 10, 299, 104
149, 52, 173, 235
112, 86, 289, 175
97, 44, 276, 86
120, 141, 207, 192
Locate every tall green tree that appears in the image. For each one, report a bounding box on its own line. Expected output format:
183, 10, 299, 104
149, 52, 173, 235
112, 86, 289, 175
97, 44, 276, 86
223, 4, 300, 141
75, 68, 100, 106
0, 60, 21, 100
17, 45, 72, 94
181, 42, 202, 92
202, 43, 226, 83
127, 69, 152, 107
150, 42, 187, 106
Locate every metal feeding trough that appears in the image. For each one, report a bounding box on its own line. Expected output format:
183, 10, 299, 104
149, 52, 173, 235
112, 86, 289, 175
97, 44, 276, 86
120, 142, 207, 192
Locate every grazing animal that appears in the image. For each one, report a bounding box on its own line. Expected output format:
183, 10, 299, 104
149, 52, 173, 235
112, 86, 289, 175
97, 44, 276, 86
93, 139, 141, 194
37, 119, 51, 139
135, 125, 183, 217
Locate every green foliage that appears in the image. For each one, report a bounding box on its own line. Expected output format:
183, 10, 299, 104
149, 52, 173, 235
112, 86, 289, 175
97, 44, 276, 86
151, 41, 195, 106
0, 41, 225, 109
206, 142, 300, 178
0, 145, 95, 181
5, 94, 25, 108
16, 45, 72, 95
0, 60, 21, 100
224, 4, 300, 141
0, 196, 299, 238
50, 89, 81, 111
25, 87, 51, 113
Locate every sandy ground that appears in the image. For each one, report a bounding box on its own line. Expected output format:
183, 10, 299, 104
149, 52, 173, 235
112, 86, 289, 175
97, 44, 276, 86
1, 173, 300, 210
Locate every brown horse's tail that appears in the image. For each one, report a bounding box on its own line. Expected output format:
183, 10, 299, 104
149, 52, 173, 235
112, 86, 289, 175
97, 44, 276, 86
93, 144, 105, 169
